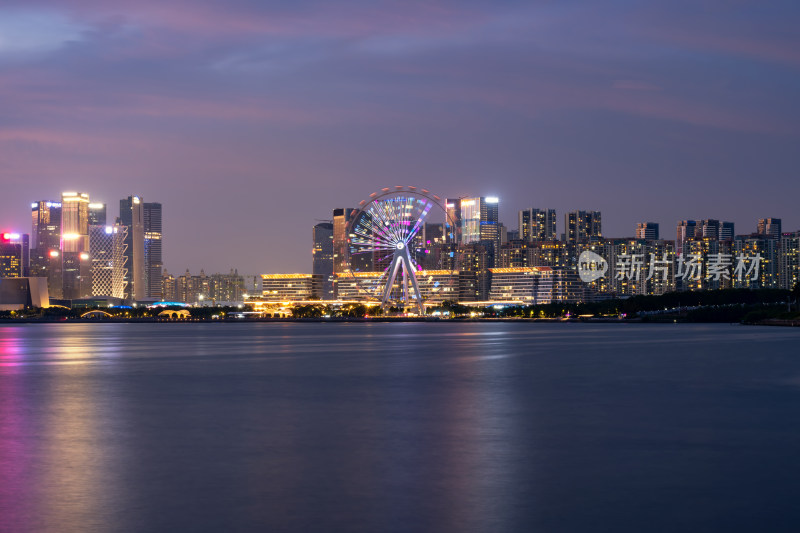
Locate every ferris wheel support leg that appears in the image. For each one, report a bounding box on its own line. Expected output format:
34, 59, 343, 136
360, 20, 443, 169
382, 253, 403, 311
402, 248, 424, 316
407, 267, 424, 315
402, 262, 409, 309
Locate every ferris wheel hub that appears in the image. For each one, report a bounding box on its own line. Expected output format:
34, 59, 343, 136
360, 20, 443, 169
396, 242, 405, 250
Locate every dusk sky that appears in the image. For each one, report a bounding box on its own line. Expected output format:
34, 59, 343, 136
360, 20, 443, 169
1, 0, 798, 274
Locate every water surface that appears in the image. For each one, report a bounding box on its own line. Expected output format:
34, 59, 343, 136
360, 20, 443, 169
1, 322, 800, 532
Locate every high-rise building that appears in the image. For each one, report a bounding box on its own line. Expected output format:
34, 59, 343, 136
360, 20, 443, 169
676, 220, 697, 251
519, 208, 557, 241
459, 197, 499, 245
143, 202, 163, 299
635, 222, 659, 240
720, 221, 735, 241
566, 211, 602, 243
758, 218, 782, 239
120, 196, 145, 300
312, 222, 334, 300
779, 232, 800, 291
209, 270, 245, 303
88, 203, 107, 225
60, 192, 91, 299
332, 208, 357, 298
30, 200, 63, 296
161, 269, 177, 302
0, 232, 29, 278
445, 199, 461, 245
89, 225, 128, 298
700, 219, 720, 240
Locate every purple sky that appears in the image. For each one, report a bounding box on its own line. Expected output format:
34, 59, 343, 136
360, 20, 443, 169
1, 0, 798, 274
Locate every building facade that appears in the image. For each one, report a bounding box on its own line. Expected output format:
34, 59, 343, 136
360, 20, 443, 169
519, 208, 557, 241
143, 202, 163, 299
0, 233, 29, 278
120, 196, 146, 300
566, 211, 602, 243
89, 225, 128, 298
261, 274, 322, 301
635, 222, 659, 240
60, 192, 92, 299
312, 222, 334, 300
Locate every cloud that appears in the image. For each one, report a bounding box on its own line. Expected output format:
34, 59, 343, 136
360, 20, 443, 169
0, 9, 86, 58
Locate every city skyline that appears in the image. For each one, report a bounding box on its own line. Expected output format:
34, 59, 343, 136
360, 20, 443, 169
2, 188, 797, 278
1, 1, 799, 274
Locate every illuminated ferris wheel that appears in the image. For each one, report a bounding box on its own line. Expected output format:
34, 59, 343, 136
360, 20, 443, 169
346, 186, 457, 314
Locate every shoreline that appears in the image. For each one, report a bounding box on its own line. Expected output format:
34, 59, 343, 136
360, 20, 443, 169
0, 316, 773, 325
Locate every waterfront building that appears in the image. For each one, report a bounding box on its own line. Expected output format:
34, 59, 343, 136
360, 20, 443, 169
489, 267, 584, 304
332, 207, 356, 297
161, 269, 176, 301
0, 233, 29, 278
209, 269, 245, 303
732, 235, 779, 289
334, 270, 461, 304
779, 232, 800, 290
175, 269, 209, 303
143, 202, 163, 299
565, 211, 602, 243
30, 200, 62, 295
120, 196, 146, 300
0, 277, 49, 310
89, 225, 128, 298
60, 192, 92, 299
261, 273, 322, 301
312, 222, 334, 299
678, 237, 733, 292
457, 242, 493, 300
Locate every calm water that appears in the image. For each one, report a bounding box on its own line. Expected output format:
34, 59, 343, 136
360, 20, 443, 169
1, 322, 800, 532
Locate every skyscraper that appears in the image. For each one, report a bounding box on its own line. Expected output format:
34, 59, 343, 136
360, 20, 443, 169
332, 208, 353, 273
143, 202, 163, 299
312, 222, 334, 299
636, 222, 659, 240
89, 225, 128, 298
700, 219, 720, 240
30, 200, 62, 296
60, 192, 91, 299
459, 197, 499, 245
332, 208, 355, 298
519, 208, 557, 241
445, 199, 462, 244
120, 196, 145, 301
758, 218, 782, 239
0, 232, 29, 278
676, 220, 697, 251
88, 203, 107, 225
719, 221, 735, 241
566, 211, 602, 243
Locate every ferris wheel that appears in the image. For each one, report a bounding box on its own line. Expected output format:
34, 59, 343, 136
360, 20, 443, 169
346, 186, 457, 314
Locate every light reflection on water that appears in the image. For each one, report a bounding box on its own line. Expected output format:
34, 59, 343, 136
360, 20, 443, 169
1, 322, 800, 532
